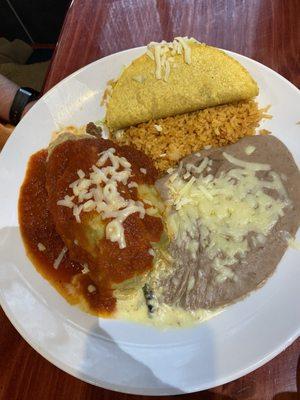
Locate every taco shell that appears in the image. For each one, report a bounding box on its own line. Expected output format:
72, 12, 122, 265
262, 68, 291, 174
105, 41, 259, 130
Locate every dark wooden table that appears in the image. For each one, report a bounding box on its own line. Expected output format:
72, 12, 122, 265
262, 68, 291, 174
1, 1, 300, 399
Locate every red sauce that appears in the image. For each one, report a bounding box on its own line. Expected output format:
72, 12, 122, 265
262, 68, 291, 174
19, 138, 163, 317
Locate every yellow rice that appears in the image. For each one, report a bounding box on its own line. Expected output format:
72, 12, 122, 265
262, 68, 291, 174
112, 100, 271, 172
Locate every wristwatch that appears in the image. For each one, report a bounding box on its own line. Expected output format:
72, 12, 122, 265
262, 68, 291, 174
9, 87, 40, 126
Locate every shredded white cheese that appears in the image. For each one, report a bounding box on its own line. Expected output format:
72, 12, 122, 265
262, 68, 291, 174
81, 263, 90, 274
223, 152, 271, 171
146, 37, 194, 81
148, 248, 155, 256
53, 246, 68, 269
154, 124, 163, 132
57, 195, 74, 208
245, 145, 256, 155
175, 36, 191, 64
87, 284, 96, 293
37, 243, 46, 252
140, 168, 147, 174
77, 169, 85, 179
57, 148, 146, 249
166, 153, 290, 281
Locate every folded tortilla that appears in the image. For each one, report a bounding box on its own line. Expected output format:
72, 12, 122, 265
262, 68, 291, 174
105, 40, 259, 131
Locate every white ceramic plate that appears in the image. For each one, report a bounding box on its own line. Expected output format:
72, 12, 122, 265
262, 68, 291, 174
0, 47, 299, 395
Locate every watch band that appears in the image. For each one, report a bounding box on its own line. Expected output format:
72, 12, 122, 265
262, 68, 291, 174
9, 87, 39, 126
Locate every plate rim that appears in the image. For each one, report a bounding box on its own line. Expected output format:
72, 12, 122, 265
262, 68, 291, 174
0, 45, 299, 395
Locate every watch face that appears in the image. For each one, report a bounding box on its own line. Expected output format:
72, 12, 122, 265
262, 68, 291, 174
21, 87, 39, 99
20, 88, 33, 96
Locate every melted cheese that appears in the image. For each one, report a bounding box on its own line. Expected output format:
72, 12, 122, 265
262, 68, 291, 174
115, 284, 218, 328
166, 153, 291, 281
137, 184, 164, 217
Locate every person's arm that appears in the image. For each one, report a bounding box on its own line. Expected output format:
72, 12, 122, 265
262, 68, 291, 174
0, 75, 18, 121
0, 74, 36, 123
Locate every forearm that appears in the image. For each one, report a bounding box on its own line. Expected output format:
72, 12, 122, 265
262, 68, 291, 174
0, 74, 18, 121
0, 74, 36, 123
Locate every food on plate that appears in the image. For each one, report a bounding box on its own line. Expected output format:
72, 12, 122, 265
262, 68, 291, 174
19, 133, 164, 315
107, 37, 270, 172
105, 38, 258, 130
18, 130, 300, 327
147, 135, 300, 313
114, 100, 270, 172
17, 37, 300, 328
